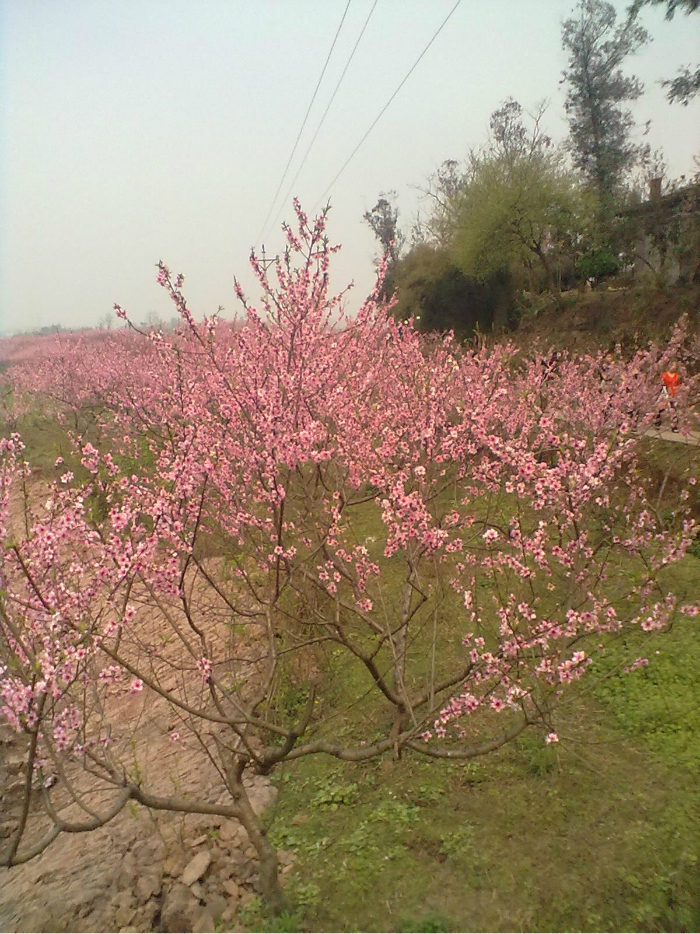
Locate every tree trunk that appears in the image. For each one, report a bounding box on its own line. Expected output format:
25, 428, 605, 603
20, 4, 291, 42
533, 243, 560, 297
239, 795, 289, 915
227, 765, 290, 915
391, 575, 414, 744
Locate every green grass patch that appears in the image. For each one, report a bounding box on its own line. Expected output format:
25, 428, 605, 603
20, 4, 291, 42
259, 719, 699, 932
589, 566, 700, 773
251, 542, 700, 932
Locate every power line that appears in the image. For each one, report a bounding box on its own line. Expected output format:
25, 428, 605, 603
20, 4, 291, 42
264, 0, 379, 241
313, 0, 462, 213
255, 0, 352, 247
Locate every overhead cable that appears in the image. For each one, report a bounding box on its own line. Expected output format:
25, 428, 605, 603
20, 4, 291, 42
313, 0, 462, 213
265, 0, 379, 240
256, 0, 352, 247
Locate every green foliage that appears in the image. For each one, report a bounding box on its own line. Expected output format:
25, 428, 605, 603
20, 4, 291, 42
396, 910, 454, 932
85, 486, 110, 525
662, 64, 700, 105
575, 247, 622, 283
368, 795, 420, 827
562, 0, 649, 209
268, 821, 311, 852
439, 825, 476, 858
236, 896, 309, 933
258, 909, 308, 933
450, 101, 578, 290
285, 880, 321, 910
3, 416, 74, 478
309, 775, 359, 811
630, 0, 699, 104
514, 730, 559, 776
276, 681, 310, 722
114, 434, 156, 476
364, 193, 404, 265
630, 0, 700, 17
592, 612, 700, 770
364, 192, 406, 303
413, 780, 445, 805
267, 728, 700, 933
391, 243, 515, 338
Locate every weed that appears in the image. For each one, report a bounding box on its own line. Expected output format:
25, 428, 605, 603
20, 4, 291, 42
515, 730, 559, 776
414, 781, 443, 805
368, 796, 419, 826
286, 879, 321, 909
236, 883, 316, 933
395, 910, 454, 932
236, 895, 263, 930
258, 909, 308, 933
309, 776, 359, 811
439, 825, 475, 858
278, 682, 310, 721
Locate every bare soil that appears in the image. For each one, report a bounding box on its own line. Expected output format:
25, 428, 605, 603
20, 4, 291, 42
0, 487, 286, 934
0, 714, 280, 933
514, 281, 700, 356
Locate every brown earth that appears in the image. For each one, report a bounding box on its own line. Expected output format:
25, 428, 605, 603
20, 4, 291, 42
0, 483, 286, 933
0, 614, 285, 934
513, 281, 700, 356
0, 718, 282, 933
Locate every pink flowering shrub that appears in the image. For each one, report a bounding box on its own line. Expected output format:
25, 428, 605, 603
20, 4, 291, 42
1, 203, 699, 911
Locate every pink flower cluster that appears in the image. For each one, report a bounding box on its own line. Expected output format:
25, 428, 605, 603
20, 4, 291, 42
1, 202, 698, 766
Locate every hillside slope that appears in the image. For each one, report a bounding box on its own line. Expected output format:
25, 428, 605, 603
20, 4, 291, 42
513, 282, 700, 355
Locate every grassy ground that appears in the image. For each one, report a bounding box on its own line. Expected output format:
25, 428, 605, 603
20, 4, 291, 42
512, 282, 700, 356
249, 587, 700, 932
243, 471, 700, 933
4, 394, 700, 934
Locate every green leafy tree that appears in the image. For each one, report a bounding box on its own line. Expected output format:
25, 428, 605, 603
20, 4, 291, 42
363, 191, 404, 265
663, 65, 700, 104
449, 101, 578, 293
363, 191, 405, 300
562, 0, 650, 209
390, 243, 514, 337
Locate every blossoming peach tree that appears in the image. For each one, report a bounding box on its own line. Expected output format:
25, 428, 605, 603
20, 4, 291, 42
1, 203, 699, 912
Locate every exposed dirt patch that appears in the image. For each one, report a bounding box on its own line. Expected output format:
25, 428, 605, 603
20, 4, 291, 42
0, 650, 284, 934
514, 282, 700, 356
0, 485, 287, 933
0, 728, 279, 933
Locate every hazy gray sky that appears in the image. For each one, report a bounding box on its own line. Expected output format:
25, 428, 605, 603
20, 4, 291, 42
1, 0, 699, 335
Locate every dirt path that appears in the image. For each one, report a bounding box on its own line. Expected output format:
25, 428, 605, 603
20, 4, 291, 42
643, 426, 700, 446
0, 732, 282, 933
0, 516, 290, 933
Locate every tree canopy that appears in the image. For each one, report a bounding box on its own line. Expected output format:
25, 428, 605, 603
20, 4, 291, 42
562, 0, 650, 205
449, 101, 579, 292
629, 0, 700, 104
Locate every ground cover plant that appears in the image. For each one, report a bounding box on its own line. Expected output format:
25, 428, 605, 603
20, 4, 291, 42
259, 690, 699, 932
1, 203, 700, 919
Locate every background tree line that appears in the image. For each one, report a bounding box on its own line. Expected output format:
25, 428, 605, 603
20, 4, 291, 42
364, 0, 699, 340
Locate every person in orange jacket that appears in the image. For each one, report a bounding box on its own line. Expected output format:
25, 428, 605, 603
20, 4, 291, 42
659, 361, 681, 430
662, 361, 681, 397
